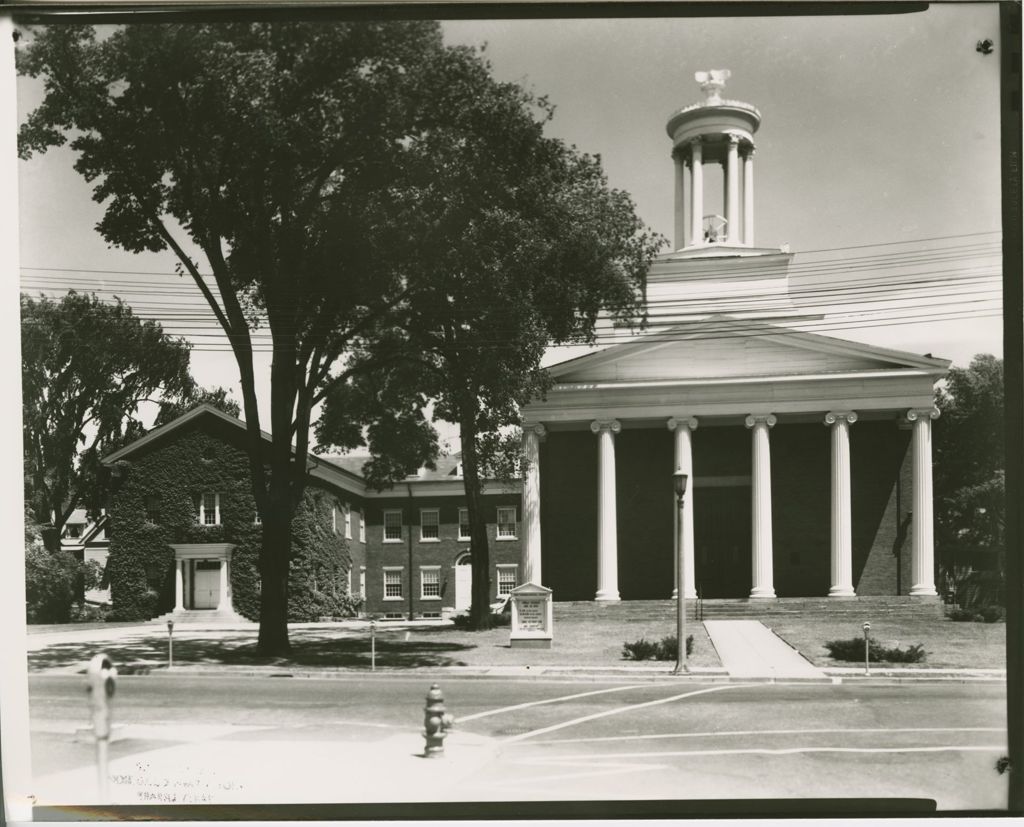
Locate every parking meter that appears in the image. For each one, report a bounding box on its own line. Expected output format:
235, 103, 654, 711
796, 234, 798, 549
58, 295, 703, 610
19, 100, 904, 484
87, 653, 117, 739
87, 653, 117, 801
862, 622, 871, 676
167, 619, 175, 669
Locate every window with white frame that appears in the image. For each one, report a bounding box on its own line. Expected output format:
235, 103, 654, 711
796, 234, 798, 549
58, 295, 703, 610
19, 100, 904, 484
383, 568, 403, 600
197, 492, 220, 526
359, 566, 366, 599
496, 565, 518, 597
359, 512, 366, 543
458, 508, 471, 541
254, 510, 262, 525
420, 509, 440, 542
420, 567, 441, 599
383, 510, 403, 542
344, 505, 352, 539
496, 506, 517, 539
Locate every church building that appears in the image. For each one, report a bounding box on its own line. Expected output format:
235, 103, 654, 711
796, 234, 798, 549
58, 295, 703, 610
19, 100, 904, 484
517, 70, 950, 604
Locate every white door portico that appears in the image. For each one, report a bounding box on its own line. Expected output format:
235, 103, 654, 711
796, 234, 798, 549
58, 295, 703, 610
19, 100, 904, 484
520, 318, 950, 602
169, 543, 236, 612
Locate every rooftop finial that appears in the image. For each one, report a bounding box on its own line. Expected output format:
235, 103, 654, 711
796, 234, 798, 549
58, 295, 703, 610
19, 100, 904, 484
695, 69, 731, 104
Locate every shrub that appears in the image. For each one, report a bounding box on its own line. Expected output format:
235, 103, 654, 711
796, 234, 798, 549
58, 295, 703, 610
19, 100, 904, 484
622, 638, 659, 660
69, 602, 112, 623
978, 605, 1005, 623
825, 637, 926, 663
453, 611, 511, 630
947, 607, 982, 622
622, 634, 694, 660
25, 542, 85, 624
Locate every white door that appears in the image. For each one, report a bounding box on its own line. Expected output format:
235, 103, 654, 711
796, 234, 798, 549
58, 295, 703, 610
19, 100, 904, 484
193, 562, 220, 609
455, 555, 472, 612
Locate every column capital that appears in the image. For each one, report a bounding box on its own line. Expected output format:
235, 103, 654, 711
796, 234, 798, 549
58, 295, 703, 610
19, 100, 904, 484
590, 419, 622, 435
743, 145, 757, 158
745, 413, 777, 429
523, 422, 547, 440
667, 416, 699, 432
688, 136, 704, 147
824, 411, 858, 426
725, 132, 742, 145
905, 407, 940, 423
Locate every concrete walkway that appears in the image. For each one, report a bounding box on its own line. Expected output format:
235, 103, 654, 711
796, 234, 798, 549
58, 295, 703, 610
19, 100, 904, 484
704, 620, 826, 680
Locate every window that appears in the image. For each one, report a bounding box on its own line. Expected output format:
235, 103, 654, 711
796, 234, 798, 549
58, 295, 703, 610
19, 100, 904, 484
332, 506, 337, 534
198, 492, 220, 526
66, 524, 83, 538
383, 568, 403, 600
144, 495, 160, 524
359, 512, 366, 544
359, 566, 366, 599
496, 506, 517, 539
497, 565, 518, 597
458, 508, 471, 541
420, 509, 440, 542
383, 510, 403, 542
420, 567, 441, 599
344, 505, 352, 539
254, 510, 262, 525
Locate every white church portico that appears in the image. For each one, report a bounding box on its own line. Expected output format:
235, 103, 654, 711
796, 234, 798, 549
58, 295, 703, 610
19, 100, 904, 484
520, 71, 950, 605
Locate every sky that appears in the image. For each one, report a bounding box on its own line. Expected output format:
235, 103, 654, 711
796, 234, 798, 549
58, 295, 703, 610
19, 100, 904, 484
14, 4, 1005, 450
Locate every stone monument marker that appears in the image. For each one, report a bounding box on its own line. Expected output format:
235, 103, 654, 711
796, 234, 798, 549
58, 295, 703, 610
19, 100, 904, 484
509, 582, 553, 649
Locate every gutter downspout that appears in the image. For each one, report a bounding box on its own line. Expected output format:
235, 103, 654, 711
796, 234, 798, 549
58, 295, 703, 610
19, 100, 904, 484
406, 482, 415, 622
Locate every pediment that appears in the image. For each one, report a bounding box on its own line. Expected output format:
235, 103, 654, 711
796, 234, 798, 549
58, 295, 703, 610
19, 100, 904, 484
549, 319, 949, 384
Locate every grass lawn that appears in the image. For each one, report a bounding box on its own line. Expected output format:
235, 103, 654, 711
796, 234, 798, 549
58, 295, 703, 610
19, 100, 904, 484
766, 616, 1006, 670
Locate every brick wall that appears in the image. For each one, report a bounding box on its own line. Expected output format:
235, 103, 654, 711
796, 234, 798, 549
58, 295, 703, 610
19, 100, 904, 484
361, 493, 522, 616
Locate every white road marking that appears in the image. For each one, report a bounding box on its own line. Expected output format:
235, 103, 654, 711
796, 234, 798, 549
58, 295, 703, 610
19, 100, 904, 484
507, 726, 1005, 746
519, 745, 1007, 760
501, 684, 746, 743
456, 683, 656, 722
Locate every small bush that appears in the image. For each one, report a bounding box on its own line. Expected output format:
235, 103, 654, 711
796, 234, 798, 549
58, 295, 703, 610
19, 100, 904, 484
69, 603, 112, 623
622, 634, 694, 661
452, 612, 511, 630
947, 607, 982, 622
825, 637, 926, 664
622, 638, 660, 660
978, 605, 1005, 623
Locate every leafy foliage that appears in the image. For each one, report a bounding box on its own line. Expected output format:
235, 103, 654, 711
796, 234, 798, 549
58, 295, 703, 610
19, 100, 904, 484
21, 292, 194, 536
622, 634, 694, 660
16, 20, 466, 654
934, 354, 1005, 585
319, 41, 662, 627
825, 637, 926, 663
153, 387, 241, 428
105, 427, 357, 621
24, 511, 93, 623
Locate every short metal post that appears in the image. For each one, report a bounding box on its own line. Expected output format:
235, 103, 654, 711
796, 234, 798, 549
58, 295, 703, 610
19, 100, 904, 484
87, 653, 117, 802
863, 621, 871, 676
370, 620, 376, 672
167, 619, 174, 670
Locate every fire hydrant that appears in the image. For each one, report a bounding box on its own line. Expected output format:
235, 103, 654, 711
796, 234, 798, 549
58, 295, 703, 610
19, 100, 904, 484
423, 683, 454, 757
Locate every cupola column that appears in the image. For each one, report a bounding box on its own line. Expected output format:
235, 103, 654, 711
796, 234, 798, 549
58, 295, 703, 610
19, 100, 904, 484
689, 139, 704, 245
673, 150, 686, 250
743, 147, 755, 246
725, 135, 741, 243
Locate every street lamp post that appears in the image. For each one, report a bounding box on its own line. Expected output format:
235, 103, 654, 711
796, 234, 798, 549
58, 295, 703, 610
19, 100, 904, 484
673, 468, 689, 675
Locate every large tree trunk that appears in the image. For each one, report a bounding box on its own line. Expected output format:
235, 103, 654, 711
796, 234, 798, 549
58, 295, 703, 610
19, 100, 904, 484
460, 415, 492, 629
257, 478, 293, 655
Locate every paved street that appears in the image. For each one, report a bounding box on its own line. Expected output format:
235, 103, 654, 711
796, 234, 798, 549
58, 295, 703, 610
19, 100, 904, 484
26, 673, 1008, 813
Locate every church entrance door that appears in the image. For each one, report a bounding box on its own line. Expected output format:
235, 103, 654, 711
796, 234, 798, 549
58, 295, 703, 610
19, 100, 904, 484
694, 485, 752, 598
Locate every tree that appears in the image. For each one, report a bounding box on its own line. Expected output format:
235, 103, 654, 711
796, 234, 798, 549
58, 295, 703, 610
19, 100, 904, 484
935, 353, 1005, 589
21, 291, 194, 544
317, 45, 662, 627
18, 21, 459, 654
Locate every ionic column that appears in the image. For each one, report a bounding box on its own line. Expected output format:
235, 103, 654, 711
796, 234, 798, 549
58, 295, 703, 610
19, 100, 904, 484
673, 150, 686, 250
689, 138, 704, 245
725, 134, 740, 243
743, 147, 755, 246
668, 417, 699, 598
217, 558, 229, 610
591, 419, 622, 601
907, 407, 940, 596
745, 414, 777, 598
174, 560, 184, 611
825, 411, 858, 597
522, 422, 546, 586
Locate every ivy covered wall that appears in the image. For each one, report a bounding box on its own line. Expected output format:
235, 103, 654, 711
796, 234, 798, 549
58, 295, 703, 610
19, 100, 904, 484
105, 421, 360, 621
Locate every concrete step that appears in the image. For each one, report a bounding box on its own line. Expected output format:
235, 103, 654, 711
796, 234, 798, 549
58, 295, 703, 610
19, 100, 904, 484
151, 608, 252, 626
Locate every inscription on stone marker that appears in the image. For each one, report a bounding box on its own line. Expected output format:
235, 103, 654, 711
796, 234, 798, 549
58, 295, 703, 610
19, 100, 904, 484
517, 599, 544, 631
